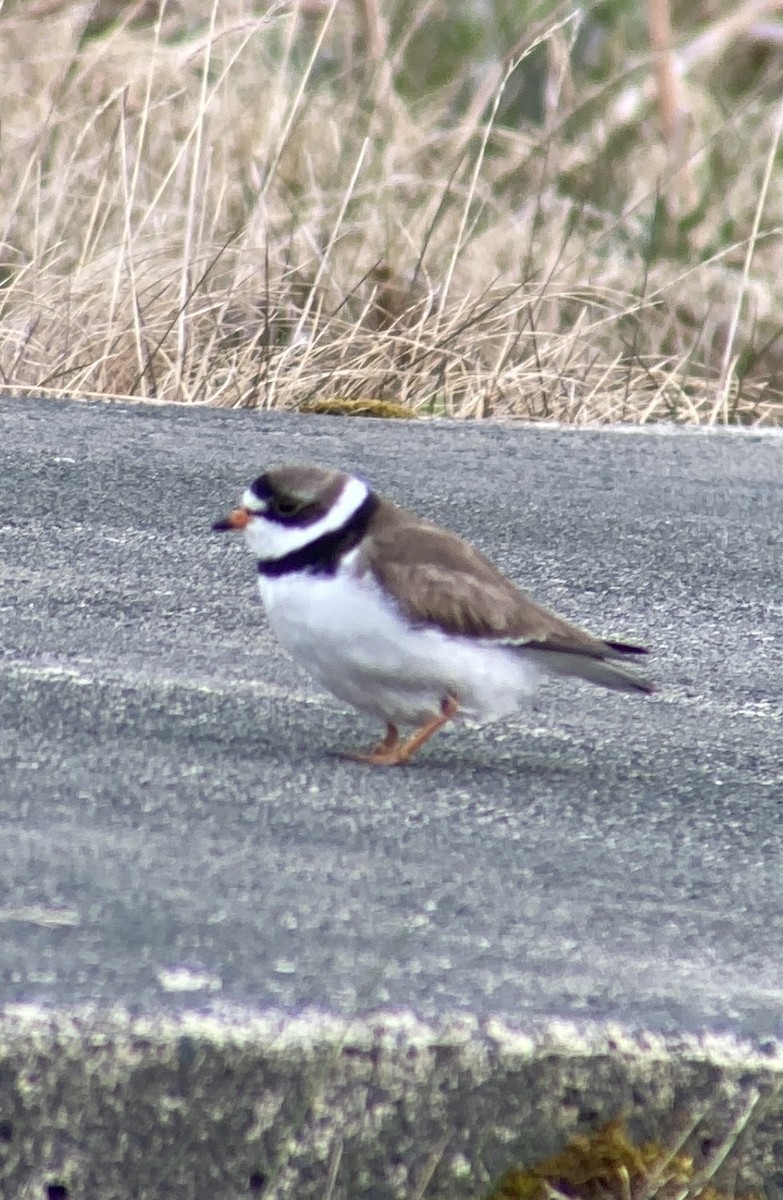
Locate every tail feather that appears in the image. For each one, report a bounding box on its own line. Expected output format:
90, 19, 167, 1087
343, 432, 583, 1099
526, 648, 655, 694
604, 639, 649, 658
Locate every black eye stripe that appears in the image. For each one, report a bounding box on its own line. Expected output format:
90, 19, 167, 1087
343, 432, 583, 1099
257, 492, 378, 577
250, 476, 273, 502
248, 478, 310, 523
266, 500, 323, 526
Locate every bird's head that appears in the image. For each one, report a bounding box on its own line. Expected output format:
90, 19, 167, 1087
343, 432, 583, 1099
212, 464, 371, 562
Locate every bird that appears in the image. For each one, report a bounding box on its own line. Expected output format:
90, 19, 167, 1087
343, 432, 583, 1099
212, 463, 654, 766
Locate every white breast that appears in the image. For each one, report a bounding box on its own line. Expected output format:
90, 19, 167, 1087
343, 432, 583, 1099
256, 557, 542, 727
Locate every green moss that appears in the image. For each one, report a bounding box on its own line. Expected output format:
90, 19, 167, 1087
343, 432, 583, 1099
484, 1118, 760, 1200
296, 398, 417, 419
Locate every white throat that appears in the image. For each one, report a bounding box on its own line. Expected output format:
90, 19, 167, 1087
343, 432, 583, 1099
242, 475, 370, 561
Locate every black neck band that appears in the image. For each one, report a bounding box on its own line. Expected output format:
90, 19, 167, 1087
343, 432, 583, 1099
257, 492, 378, 578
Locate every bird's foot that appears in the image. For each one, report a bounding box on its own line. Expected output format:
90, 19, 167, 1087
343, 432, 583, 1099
340, 696, 459, 767
340, 723, 400, 764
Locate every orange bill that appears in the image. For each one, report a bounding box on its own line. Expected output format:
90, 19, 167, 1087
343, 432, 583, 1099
212, 508, 251, 532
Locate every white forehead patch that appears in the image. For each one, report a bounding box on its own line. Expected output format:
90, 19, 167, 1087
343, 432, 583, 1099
242, 475, 370, 562
242, 488, 267, 513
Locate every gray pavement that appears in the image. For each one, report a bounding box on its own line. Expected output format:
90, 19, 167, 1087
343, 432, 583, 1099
1, 394, 783, 1198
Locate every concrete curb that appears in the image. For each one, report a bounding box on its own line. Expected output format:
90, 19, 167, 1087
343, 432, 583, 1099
2, 1006, 781, 1199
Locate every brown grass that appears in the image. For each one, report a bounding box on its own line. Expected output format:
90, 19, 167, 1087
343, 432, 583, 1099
1, 0, 783, 424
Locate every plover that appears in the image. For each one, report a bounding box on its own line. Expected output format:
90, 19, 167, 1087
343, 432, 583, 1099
213, 463, 653, 765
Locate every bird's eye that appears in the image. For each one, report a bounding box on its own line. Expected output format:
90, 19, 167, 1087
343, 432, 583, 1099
274, 496, 300, 518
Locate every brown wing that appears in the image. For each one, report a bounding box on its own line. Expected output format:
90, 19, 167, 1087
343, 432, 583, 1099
359, 497, 647, 663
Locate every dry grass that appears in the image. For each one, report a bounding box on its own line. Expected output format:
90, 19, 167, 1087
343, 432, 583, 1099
2, 0, 783, 423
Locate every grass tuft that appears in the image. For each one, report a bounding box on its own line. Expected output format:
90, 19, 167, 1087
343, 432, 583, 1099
484, 1117, 762, 1200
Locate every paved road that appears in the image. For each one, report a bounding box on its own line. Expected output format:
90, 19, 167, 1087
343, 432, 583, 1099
2, 395, 782, 1037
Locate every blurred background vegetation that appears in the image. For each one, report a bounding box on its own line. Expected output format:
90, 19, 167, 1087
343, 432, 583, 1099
1, 0, 782, 422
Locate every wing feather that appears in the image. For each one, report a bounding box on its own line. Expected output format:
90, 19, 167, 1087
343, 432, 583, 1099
359, 498, 649, 665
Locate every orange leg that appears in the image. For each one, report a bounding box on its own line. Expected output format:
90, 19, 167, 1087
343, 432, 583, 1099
373, 723, 401, 755
343, 696, 459, 767
341, 723, 400, 763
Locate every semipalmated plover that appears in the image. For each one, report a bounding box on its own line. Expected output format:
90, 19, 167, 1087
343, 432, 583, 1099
213, 464, 653, 765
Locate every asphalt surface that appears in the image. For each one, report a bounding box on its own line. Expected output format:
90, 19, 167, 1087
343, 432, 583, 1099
2, 394, 782, 1037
